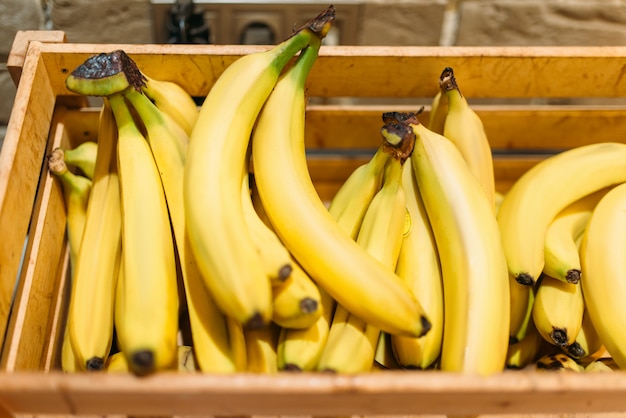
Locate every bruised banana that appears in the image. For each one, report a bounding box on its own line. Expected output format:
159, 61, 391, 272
62, 140, 98, 180
580, 181, 626, 369
184, 8, 335, 328
497, 142, 626, 287
536, 352, 582, 372
532, 273, 584, 348
543, 188, 609, 284
394, 111, 509, 376
251, 39, 427, 338
109, 93, 179, 376
141, 74, 199, 137
391, 159, 443, 370
122, 85, 240, 373
66, 101, 122, 371
440, 67, 496, 211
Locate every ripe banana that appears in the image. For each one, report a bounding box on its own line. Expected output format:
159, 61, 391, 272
497, 142, 626, 286
394, 110, 509, 375
390, 159, 443, 370
62, 140, 98, 180
318, 148, 418, 373
183, 9, 334, 328
251, 39, 427, 338
585, 357, 620, 372
564, 308, 603, 360
277, 287, 335, 371
509, 278, 535, 344
580, 181, 626, 369
141, 74, 199, 136
244, 323, 280, 373
536, 352, 582, 372
543, 188, 608, 284
440, 67, 495, 211
532, 273, 584, 348
122, 83, 240, 374
108, 93, 179, 376
106, 346, 197, 373
427, 89, 447, 135
66, 100, 122, 371
505, 318, 544, 369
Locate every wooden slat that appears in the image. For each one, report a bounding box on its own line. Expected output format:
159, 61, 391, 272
0, 42, 58, 352
33, 43, 626, 99
5, 30, 67, 86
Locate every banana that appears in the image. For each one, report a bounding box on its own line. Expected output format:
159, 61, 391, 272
543, 188, 609, 284
271, 260, 323, 330
106, 346, 198, 373
564, 308, 603, 360
318, 144, 419, 373
440, 67, 495, 211
108, 93, 179, 376
277, 287, 335, 371
505, 318, 544, 369
244, 323, 281, 373
66, 100, 122, 371
585, 357, 620, 372
532, 273, 584, 348
580, 181, 626, 369
390, 159, 443, 370
251, 38, 427, 339
243, 171, 293, 285
391, 110, 510, 375
122, 85, 240, 373
141, 75, 199, 136
536, 352, 582, 372
62, 140, 98, 180
509, 278, 535, 344
427, 89, 447, 135
47, 148, 92, 271
497, 142, 626, 286
183, 8, 334, 328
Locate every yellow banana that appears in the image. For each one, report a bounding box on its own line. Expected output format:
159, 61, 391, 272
585, 357, 620, 372
564, 307, 603, 360
543, 188, 608, 284
66, 101, 122, 371
497, 142, 626, 286
393, 110, 509, 376
271, 260, 323, 330
123, 84, 240, 374
318, 146, 419, 373
532, 273, 584, 348
580, 181, 626, 369
141, 75, 199, 137
536, 352, 582, 372
509, 279, 536, 343
390, 159, 443, 370
62, 140, 98, 180
251, 40, 426, 339
505, 318, 544, 370
244, 323, 280, 373
106, 346, 198, 373
427, 89, 447, 135
440, 67, 495, 211
108, 93, 179, 376
183, 9, 334, 328
276, 287, 335, 371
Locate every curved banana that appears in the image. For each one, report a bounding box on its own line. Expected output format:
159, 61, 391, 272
509, 279, 536, 344
440, 67, 495, 211
427, 89, 447, 135
318, 148, 419, 373
585, 357, 620, 372
276, 287, 335, 371
66, 101, 122, 371
543, 188, 608, 284
536, 352, 582, 372
244, 323, 280, 373
251, 41, 427, 339
122, 86, 240, 374
395, 111, 509, 376
497, 142, 626, 286
183, 11, 334, 328
108, 93, 179, 376
390, 159, 443, 370
106, 346, 197, 373
141, 75, 199, 136
62, 141, 98, 180
564, 308, 603, 360
532, 273, 584, 348
580, 181, 626, 369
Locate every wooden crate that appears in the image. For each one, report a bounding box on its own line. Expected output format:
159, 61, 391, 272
3, 30, 626, 417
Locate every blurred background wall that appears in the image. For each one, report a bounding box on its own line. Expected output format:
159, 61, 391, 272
3, 0, 626, 145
